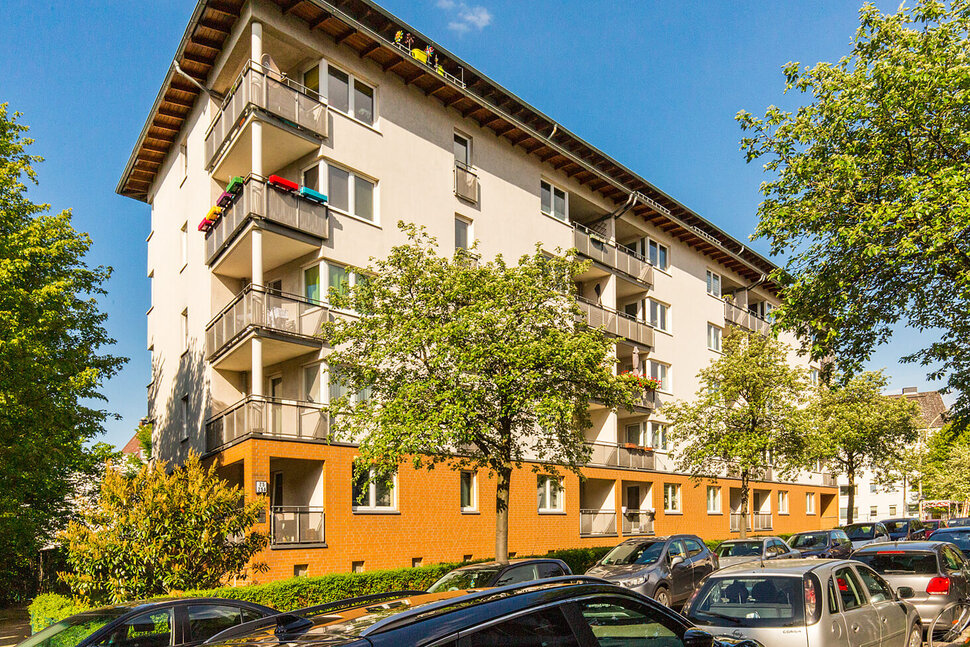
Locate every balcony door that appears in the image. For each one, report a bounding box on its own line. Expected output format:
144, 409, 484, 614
269, 376, 283, 436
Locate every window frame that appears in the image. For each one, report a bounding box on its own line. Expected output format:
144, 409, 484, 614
649, 421, 669, 452
302, 260, 366, 310
663, 483, 682, 513
455, 215, 472, 251
806, 492, 816, 515
707, 322, 722, 352
320, 60, 377, 127
648, 298, 670, 332
648, 360, 671, 394
537, 475, 564, 513
352, 466, 397, 512
706, 269, 722, 298
646, 238, 669, 271
460, 470, 477, 512
454, 131, 472, 167
539, 178, 569, 223
707, 485, 721, 514
179, 221, 188, 269
302, 159, 378, 224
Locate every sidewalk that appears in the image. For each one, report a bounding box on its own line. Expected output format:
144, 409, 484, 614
0, 608, 28, 647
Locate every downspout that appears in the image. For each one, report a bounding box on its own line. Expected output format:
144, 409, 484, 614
174, 62, 224, 102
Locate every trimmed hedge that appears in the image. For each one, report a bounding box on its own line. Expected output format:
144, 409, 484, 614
28, 594, 91, 634
540, 547, 611, 574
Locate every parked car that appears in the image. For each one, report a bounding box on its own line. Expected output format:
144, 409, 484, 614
844, 522, 891, 549
923, 519, 947, 534
685, 559, 922, 647
925, 527, 970, 558
788, 529, 854, 558
586, 534, 717, 607
851, 540, 970, 632
203, 578, 755, 647
946, 517, 970, 528
713, 536, 800, 569
882, 518, 928, 541
19, 598, 275, 647
426, 558, 570, 592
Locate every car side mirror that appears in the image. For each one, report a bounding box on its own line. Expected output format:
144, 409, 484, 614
897, 586, 915, 600
670, 556, 685, 567
684, 629, 715, 647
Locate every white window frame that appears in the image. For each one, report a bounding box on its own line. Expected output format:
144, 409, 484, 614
179, 222, 188, 270
321, 60, 377, 127
180, 308, 189, 353
810, 368, 819, 386
664, 483, 682, 513
778, 490, 789, 514
648, 360, 671, 394
352, 467, 397, 512
806, 492, 816, 515
647, 239, 669, 272
649, 421, 669, 452
539, 179, 569, 223
302, 259, 365, 310
303, 159, 378, 225
649, 299, 669, 332
178, 143, 188, 186
706, 486, 721, 514
888, 504, 897, 516
537, 475, 564, 513
455, 215, 473, 251
454, 131, 472, 167
706, 269, 722, 298
460, 471, 477, 512
180, 394, 189, 442
707, 323, 722, 352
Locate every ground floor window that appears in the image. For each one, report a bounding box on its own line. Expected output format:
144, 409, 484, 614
538, 476, 563, 512
460, 471, 477, 511
664, 483, 682, 513
352, 466, 395, 511
778, 490, 789, 514
707, 486, 721, 513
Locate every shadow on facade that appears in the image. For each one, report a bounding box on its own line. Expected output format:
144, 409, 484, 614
149, 343, 210, 465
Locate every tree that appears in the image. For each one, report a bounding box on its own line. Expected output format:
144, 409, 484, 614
58, 453, 267, 604
928, 444, 970, 515
0, 105, 126, 604
323, 224, 640, 563
809, 372, 920, 524
665, 329, 809, 538
736, 1, 970, 421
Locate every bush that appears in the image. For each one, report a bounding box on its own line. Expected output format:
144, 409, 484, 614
536, 547, 611, 574
28, 594, 90, 634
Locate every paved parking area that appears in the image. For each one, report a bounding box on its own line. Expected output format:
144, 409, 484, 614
0, 608, 29, 647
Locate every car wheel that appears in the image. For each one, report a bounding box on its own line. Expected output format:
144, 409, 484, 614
654, 586, 670, 607
907, 624, 921, 647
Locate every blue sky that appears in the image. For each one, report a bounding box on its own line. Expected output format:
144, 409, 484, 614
0, 0, 941, 450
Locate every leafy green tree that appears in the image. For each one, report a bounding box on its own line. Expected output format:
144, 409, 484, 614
323, 224, 640, 563
809, 372, 920, 523
665, 329, 810, 538
0, 105, 126, 603
59, 453, 267, 604
737, 1, 970, 421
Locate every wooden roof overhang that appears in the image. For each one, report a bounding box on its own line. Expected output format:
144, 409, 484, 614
117, 0, 779, 289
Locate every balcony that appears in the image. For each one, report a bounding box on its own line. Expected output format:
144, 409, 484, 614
206, 175, 329, 272
586, 442, 655, 470
206, 286, 327, 370
622, 509, 655, 536
578, 298, 654, 348
205, 395, 329, 453
454, 160, 478, 203
271, 506, 325, 546
580, 509, 617, 537
729, 512, 773, 532
724, 299, 772, 335
822, 473, 838, 487
205, 62, 328, 182
574, 224, 654, 285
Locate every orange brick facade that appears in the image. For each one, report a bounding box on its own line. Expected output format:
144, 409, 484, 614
209, 438, 839, 582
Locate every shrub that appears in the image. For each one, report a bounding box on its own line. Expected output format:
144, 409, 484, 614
28, 594, 90, 634
536, 547, 611, 574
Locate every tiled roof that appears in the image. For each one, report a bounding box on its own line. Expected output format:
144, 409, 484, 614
121, 433, 143, 455
889, 390, 948, 429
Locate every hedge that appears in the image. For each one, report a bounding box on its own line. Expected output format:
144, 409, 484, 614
28, 594, 91, 634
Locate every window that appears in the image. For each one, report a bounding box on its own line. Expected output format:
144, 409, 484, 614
834, 567, 865, 611
778, 490, 789, 514
304, 262, 364, 307
353, 80, 374, 124
304, 265, 321, 304
537, 562, 565, 578
460, 471, 476, 511
187, 605, 243, 643
353, 175, 375, 220
855, 568, 893, 606
663, 483, 681, 513
352, 561, 364, 573
625, 423, 644, 446
179, 222, 188, 268
706, 270, 721, 298
650, 421, 669, 451
328, 364, 351, 405
540, 180, 568, 222
649, 299, 669, 332
179, 143, 188, 185
806, 492, 815, 514
888, 505, 897, 516
180, 309, 189, 352
538, 476, 563, 512
469, 607, 578, 647
648, 360, 670, 393
869, 505, 878, 519
648, 239, 669, 271
302, 64, 320, 98
305, 161, 376, 222
352, 466, 395, 511
454, 133, 471, 166
180, 395, 189, 442
839, 485, 859, 497
94, 608, 173, 647
810, 368, 819, 385
324, 64, 376, 125
707, 486, 721, 513
455, 216, 470, 250
707, 323, 722, 351
869, 482, 879, 494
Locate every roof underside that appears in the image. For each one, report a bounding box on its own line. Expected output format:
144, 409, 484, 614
117, 0, 780, 287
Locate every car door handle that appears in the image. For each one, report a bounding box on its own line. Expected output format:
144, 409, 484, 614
881, 617, 888, 623
851, 624, 861, 633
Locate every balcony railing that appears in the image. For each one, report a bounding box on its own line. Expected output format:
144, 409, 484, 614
724, 299, 772, 335
753, 513, 773, 530
206, 286, 328, 359
578, 298, 654, 347
822, 472, 838, 487
271, 506, 325, 545
455, 160, 478, 203
622, 509, 655, 536
729, 513, 748, 532
580, 509, 617, 537
574, 224, 653, 284
205, 175, 329, 265
586, 442, 655, 470
205, 61, 328, 169
205, 395, 329, 452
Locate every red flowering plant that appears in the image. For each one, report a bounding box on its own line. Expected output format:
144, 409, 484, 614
619, 371, 662, 392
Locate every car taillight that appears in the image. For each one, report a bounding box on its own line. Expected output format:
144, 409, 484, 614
927, 577, 951, 595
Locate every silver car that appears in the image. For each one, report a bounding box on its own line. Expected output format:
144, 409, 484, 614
714, 536, 800, 569
845, 522, 892, 549
685, 559, 922, 647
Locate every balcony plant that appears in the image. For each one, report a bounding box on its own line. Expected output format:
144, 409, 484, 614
619, 371, 662, 392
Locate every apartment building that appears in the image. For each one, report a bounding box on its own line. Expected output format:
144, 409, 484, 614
117, 0, 838, 580
837, 387, 948, 524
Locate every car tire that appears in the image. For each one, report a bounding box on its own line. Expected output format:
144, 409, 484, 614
653, 586, 670, 607
907, 623, 921, 647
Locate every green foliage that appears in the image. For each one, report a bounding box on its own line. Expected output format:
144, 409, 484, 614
665, 329, 811, 537
323, 223, 640, 561
135, 422, 153, 459
28, 594, 91, 634
0, 105, 126, 604
737, 0, 970, 421
537, 547, 611, 575
58, 453, 268, 605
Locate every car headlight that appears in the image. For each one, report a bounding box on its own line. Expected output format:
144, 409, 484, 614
618, 575, 648, 588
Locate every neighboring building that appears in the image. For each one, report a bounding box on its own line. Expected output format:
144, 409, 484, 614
117, 0, 838, 580
837, 387, 948, 524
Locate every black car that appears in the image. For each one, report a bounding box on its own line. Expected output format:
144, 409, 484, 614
882, 517, 928, 541
926, 527, 970, 558
427, 558, 571, 592
204, 578, 755, 647
20, 598, 276, 647
947, 517, 970, 528
787, 529, 853, 558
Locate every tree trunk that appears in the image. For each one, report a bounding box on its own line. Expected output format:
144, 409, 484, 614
902, 474, 907, 518
739, 470, 750, 539
495, 466, 512, 564
847, 465, 856, 524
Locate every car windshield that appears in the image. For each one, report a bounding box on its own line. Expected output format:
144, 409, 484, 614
790, 533, 828, 548
427, 567, 502, 592
932, 530, 970, 551
600, 541, 665, 566
853, 551, 938, 574
687, 575, 806, 628
19, 609, 130, 647
884, 521, 910, 534
717, 542, 763, 557
845, 524, 877, 540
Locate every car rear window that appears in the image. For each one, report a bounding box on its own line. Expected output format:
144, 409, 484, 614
845, 525, 876, 540
934, 530, 970, 552
853, 551, 938, 574
717, 541, 762, 557
790, 532, 828, 549
686, 576, 805, 628
884, 521, 910, 534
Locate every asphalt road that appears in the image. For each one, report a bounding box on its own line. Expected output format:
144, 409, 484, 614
0, 608, 28, 647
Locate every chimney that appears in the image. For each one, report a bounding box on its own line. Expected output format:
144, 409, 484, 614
902, 387, 918, 395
